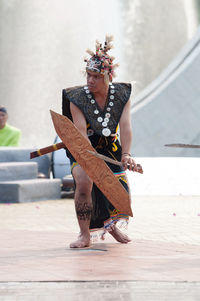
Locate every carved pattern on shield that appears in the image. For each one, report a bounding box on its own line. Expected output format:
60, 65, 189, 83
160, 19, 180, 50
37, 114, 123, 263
50, 110, 133, 216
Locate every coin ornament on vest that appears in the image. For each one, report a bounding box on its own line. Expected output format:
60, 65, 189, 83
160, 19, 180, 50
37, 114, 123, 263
84, 83, 116, 137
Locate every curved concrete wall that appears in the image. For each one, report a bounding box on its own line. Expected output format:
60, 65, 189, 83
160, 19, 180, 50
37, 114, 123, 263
122, 0, 198, 95
131, 26, 200, 157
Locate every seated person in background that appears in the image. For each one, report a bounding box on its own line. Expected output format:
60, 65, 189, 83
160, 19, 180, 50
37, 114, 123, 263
0, 106, 21, 146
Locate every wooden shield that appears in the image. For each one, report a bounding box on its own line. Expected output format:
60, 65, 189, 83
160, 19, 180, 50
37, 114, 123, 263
50, 110, 133, 217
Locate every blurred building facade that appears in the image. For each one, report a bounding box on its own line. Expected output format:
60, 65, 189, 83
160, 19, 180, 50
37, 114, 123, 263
0, 0, 199, 152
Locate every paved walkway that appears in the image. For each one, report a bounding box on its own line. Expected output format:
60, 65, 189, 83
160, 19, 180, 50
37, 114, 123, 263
0, 196, 200, 300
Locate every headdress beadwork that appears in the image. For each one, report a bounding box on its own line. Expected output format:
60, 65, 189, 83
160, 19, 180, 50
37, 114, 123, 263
84, 35, 119, 82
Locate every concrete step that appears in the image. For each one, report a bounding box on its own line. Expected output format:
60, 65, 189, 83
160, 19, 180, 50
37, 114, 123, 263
0, 179, 61, 203
0, 147, 51, 178
0, 162, 38, 181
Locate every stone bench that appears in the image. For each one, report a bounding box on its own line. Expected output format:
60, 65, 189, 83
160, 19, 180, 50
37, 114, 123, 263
0, 162, 38, 181
0, 178, 61, 203
0, 147, 51, 178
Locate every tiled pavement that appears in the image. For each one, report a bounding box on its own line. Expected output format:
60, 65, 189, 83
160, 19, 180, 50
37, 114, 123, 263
0, 281, 200, 301
0, 196, 200, 300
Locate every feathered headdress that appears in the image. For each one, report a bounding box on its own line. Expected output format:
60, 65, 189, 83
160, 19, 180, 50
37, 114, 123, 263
84, 35, 119, 82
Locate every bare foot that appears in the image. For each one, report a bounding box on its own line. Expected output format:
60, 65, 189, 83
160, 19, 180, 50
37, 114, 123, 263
109, 226, 131, 244
70, 234, 91, 248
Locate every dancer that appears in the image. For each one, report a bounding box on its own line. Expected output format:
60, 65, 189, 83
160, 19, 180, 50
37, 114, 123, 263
62, 36, 138, 248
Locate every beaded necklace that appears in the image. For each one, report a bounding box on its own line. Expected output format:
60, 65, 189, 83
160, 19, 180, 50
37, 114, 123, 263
84, 83, 115, 137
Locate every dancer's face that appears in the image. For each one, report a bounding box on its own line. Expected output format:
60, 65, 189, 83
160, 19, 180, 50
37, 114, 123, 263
86, 70, 107, 94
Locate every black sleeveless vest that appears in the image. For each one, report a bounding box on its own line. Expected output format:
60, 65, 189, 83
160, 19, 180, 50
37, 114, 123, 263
62, 83, 131, 136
